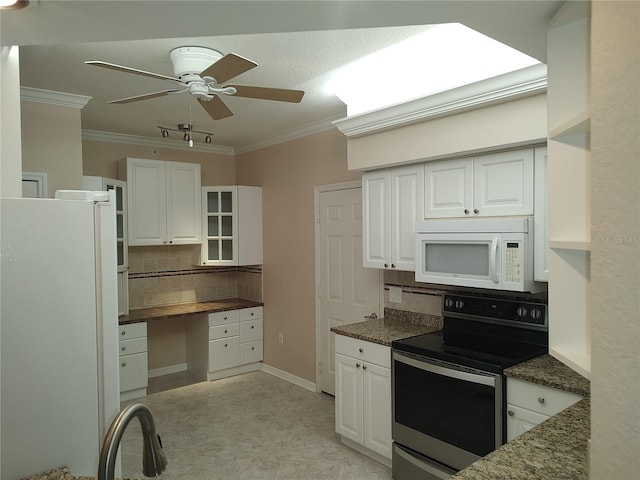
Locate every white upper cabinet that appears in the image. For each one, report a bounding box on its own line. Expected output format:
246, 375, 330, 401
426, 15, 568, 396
424, 149, 534, 218
119, 158, 201, 246
199, 186, 263, 266
363, 164, 423, 271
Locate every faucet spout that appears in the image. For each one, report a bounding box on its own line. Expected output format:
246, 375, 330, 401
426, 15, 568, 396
98, 403, 168, 480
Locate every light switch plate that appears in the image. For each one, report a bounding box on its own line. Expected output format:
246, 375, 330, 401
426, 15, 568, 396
389, 286, 402, 303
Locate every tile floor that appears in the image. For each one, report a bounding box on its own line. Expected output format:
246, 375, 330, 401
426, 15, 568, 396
120, 371, 393, 480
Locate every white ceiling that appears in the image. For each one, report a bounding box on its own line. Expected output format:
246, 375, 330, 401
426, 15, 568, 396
3, 1, 563, 152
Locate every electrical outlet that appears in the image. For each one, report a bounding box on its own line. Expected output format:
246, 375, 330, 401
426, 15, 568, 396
278, 333, 284, 344
389, 286, 403, 303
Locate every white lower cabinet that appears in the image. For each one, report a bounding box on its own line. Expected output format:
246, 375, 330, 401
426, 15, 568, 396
335, 334, 391, 465
506, 377, 583, 442
118, 322, 148, 401
187, 307, 263, 381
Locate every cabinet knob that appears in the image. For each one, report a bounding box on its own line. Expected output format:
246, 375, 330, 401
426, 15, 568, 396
356, 363, 361, 368
251, 325, 255, 329
224, 343, 228, 348
538, 396, 545, 404
508, 410, 515, 417
251, 313, 254, 316
464, 209, 470, 214
121, 331, 126, 336
163, 241, 167, 244
359, 348, 364, 353
251, 347, 255, 351
169, 240, 173, 244
121, 362, 126, 367
224, 329, 228, 333
362, 365, 367, 370
384, 263, 388, 268
391, 264, 396, 268
121, 346, 126, 351
474, 208, 480, 214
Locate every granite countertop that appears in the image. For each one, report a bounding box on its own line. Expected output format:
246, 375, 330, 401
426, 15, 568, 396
330, 309, 443, 346
119, 298, 263, 325
505, 354, 591, 397
21, 466, 135, 480
452, 354, 591, 480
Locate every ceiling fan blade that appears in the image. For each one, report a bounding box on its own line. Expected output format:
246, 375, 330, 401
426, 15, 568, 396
200, 53, 257, 84
227, 85, 305, 103
107, 90, 182, 104
198, 96, 233, 120
85, 61, 181, 83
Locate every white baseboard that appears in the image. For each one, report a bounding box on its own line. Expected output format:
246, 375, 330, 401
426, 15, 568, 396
148, 363, 187, 378
260, 363, 317, 392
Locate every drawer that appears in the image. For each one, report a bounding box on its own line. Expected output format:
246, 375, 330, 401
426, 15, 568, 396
119, 352, 148, 392
208, 310, 240, 326
209, 323, 240, 340
119, 337, 147, 357
118, 322, 147, 341
209, 337, 240, 372
507, 377, 583, 417
240, 319, 263, 343
239, 306, 263, 322
241, 340, 263, 364
335, 334, 390, 368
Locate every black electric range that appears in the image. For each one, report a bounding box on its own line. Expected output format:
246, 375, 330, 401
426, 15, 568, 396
392, 292, 549, 374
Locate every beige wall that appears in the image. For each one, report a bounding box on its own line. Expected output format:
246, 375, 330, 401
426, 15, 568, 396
82, 140, 235, 185
346, 93, 547, 171
236, 128, 360, 382
21, 101, 84, 196
590, 1, 640, 477
1, 46, 23, 197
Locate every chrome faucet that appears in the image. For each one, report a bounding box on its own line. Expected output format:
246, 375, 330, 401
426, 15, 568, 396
98, 403, 168, 480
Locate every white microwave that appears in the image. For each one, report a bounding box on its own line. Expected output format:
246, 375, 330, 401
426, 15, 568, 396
415, 218, 545, 293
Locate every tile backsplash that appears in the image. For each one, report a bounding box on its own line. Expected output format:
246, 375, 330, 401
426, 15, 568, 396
128, 245, 262, 309
384, 270, 444, 316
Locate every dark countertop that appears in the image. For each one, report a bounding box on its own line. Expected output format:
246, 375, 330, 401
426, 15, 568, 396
119, 298, 263, 325
452, 354, 591, 480
330, 309, 443, 346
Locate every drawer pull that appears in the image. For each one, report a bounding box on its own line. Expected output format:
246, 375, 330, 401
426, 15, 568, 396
538, 396, 545, 404
121, 362, 126, 367
358, 348, 364, 353
508, 410, 515, 417
121, 346, 126, 351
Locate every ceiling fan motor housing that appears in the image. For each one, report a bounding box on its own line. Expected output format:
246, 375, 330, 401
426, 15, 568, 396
170, 46, 223, 81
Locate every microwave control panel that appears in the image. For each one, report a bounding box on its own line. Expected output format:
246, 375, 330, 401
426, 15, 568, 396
503, 241, 522, 283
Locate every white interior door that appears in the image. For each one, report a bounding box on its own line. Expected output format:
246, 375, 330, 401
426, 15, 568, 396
318, 187, 381, 395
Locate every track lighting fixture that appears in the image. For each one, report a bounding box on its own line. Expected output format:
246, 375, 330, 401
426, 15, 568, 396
157, 124, 213, 147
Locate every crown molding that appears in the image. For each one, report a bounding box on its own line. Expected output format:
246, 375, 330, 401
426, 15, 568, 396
333, 64, 548, 138
235, 114, 344, 155
20, 86, 91, 109
82, 129, 235, 156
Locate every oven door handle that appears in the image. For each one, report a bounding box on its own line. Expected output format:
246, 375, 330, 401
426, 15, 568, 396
393, 352, 497, 387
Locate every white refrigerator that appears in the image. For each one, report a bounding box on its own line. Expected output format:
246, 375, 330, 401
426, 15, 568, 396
1, 191, 121, 479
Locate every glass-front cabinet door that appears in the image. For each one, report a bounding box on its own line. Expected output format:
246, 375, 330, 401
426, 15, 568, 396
104, 180, 128, 272
201, 187, 238, 265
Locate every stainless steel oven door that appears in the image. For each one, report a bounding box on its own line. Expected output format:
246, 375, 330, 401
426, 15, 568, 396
392, 351, 503, 472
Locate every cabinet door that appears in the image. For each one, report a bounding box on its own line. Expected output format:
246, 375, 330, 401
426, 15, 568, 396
166, 161, 201, 244
363, 363, 392, 459
362, 170, 391, 268
473, 149, 534, 217
119, 352, 148, 392
424, 158, 473, 218
391, 164, 423, 271
506, 404, 549, 442
116, 271, 128, 317
202, 187, 238, 265
335, 353, 364, 444
209, 337, 240, 372
533, 146, 548, 281
127, 158, 167, 245
101, 179, 128, 271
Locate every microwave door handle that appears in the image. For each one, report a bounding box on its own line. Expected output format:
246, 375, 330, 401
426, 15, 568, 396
489, 238, 499, 283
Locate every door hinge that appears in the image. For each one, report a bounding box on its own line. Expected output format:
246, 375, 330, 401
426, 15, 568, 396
318, 361, 323, 374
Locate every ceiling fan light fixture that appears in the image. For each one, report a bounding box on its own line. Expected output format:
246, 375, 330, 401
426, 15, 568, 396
183, 133, 190, 142
205, 135, 212, 144
0, 0, 31, 10
161, 129, 169, 138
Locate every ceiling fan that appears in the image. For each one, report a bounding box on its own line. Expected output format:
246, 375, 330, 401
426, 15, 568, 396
86, 46, 305, 120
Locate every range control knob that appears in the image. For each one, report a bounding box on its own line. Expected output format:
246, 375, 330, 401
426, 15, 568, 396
530, 308, 543, 320
445, 298, 454, 309
516, 306, 528, 318
455, 299, 464, 310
